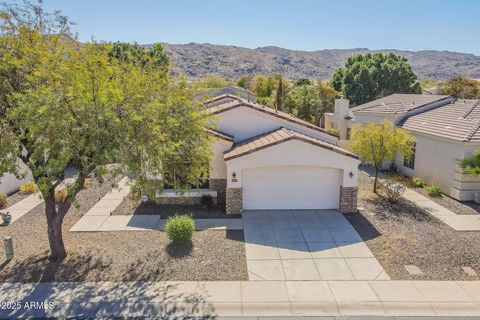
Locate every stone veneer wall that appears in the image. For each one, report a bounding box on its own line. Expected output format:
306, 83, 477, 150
339, 186, 358, 214
209, 179, 227, 203
156, 196, 217, 205
226, 187, 243, 214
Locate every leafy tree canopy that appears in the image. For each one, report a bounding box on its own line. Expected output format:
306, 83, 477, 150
108, 42, 169, 70
0, 1, 212, 260
294, 78, 311, 86
438, 76, 480, 99
349, 121, 414, 193
332, 53, 421, 105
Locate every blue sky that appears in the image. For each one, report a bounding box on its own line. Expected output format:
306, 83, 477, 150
38, 0, 480, 55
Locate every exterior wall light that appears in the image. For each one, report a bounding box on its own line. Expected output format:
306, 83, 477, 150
231, 172, 237, 182
349, 171, 354, 178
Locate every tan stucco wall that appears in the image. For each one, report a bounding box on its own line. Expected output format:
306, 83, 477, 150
395, 132, 480, 199
209, 140, 231, 179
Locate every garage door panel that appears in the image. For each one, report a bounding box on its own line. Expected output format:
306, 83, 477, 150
243, 166, 340, 210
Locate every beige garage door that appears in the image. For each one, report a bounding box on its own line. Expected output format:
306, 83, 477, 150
243, 166, 340, 210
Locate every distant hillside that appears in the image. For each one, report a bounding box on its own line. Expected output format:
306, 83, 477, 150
160, 43, 480, 80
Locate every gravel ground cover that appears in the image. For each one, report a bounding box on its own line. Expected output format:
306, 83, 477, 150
347, 173, 480, 281
414, 186, 480, 215
0, 177, 247, 283
112, 196, 241, 219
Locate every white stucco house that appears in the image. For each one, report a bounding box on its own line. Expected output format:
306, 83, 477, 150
324, 94, 480, 201
202, 94, 360, 214
0, 158, 33, 195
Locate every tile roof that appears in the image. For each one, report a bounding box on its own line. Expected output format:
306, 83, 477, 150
224, 127, 359, 161
205, 128, 234, 142
208, 99, 338, 138
204, 94, 244, 107
351, 94, 451, 115
399, 99, 480, 142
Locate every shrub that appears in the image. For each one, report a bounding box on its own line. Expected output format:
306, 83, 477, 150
0, 193, 8, 209
54, 189, 68, 203
411, 177, 425, 188
380, 176, 406, 204
460, 151, 480, 176
327, 127, 340, 137
426, 184, 442, 197
200, 194, 214, 209
83, 179, 93, 189
19, 181, 38, 194
165, 214, 195, 243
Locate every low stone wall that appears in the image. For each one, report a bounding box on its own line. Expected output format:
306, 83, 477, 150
209, 179, 226, 203
339, 186, 358, 214
226, 187, 243, 214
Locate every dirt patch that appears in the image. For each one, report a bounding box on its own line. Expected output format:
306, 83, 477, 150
0, 177, 247, 283
347, 172, 480, 281
112, 196, 241, 219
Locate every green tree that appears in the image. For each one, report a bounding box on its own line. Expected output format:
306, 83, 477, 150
237, 75, 253, 89
332, 53, 421, 105
438, 76, 480, 99
349, 121, 414, 193
294, 78, 311, 86
0, 2, 212, 260
253, 75, 275, 98
193, 76, 227, 90
317, 81, 340, 125
285, 85, 322, 123
108, 42, 169, 70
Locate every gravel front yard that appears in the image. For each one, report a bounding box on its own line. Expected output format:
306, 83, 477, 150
112, 196, 241, 219
414, 186, 480, 215
0, 178, 247, 283
347, 173, 480, 281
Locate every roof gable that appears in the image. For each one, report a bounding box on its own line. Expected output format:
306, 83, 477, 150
208, 99, 338, 141
224, 127, 358, 161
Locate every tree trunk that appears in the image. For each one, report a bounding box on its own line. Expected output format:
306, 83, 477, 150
45, 196, 67, 260
373, 167, 379, 194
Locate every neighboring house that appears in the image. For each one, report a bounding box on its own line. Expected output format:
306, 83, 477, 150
200, 94, 360, 214
0, 158, 33, 195
324, 93, 480, 201
195, 85, 256, 103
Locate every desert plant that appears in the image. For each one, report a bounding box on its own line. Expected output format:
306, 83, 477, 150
165, 214, 195, 243
0, 193, 8, 209
411, 177, 425, 188
19, 181, 38, 194
426, 184, 442, 197
380, 176, 406, 204
460, 151, 480, 176
54, 189, 68, 203
200, 194, 214, 209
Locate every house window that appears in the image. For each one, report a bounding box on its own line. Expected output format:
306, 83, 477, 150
346, 128, 351, 140
404, 143, 416, 169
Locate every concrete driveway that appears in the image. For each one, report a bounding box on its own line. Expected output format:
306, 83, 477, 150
243, 209, 389, 281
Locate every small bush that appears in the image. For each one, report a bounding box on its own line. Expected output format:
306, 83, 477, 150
327, 127, 340, 137
426, 184, 442, 197
83, 179, 93, 189
19, 181, 38, 194
54, 189, 68, 203
0, 193, 8, 209
411, 177, 425, 188
200, 194, 214, 209
380, 176, 406, 204
165, 214, 195, 243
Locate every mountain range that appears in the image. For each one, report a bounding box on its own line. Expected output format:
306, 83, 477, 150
161, 43, 480, 81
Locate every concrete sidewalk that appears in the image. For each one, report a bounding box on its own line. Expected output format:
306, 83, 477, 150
3, 192, 43, 224
1, 280, 479, 317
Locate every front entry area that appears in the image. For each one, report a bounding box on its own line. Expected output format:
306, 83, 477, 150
243, 166, 340, 210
